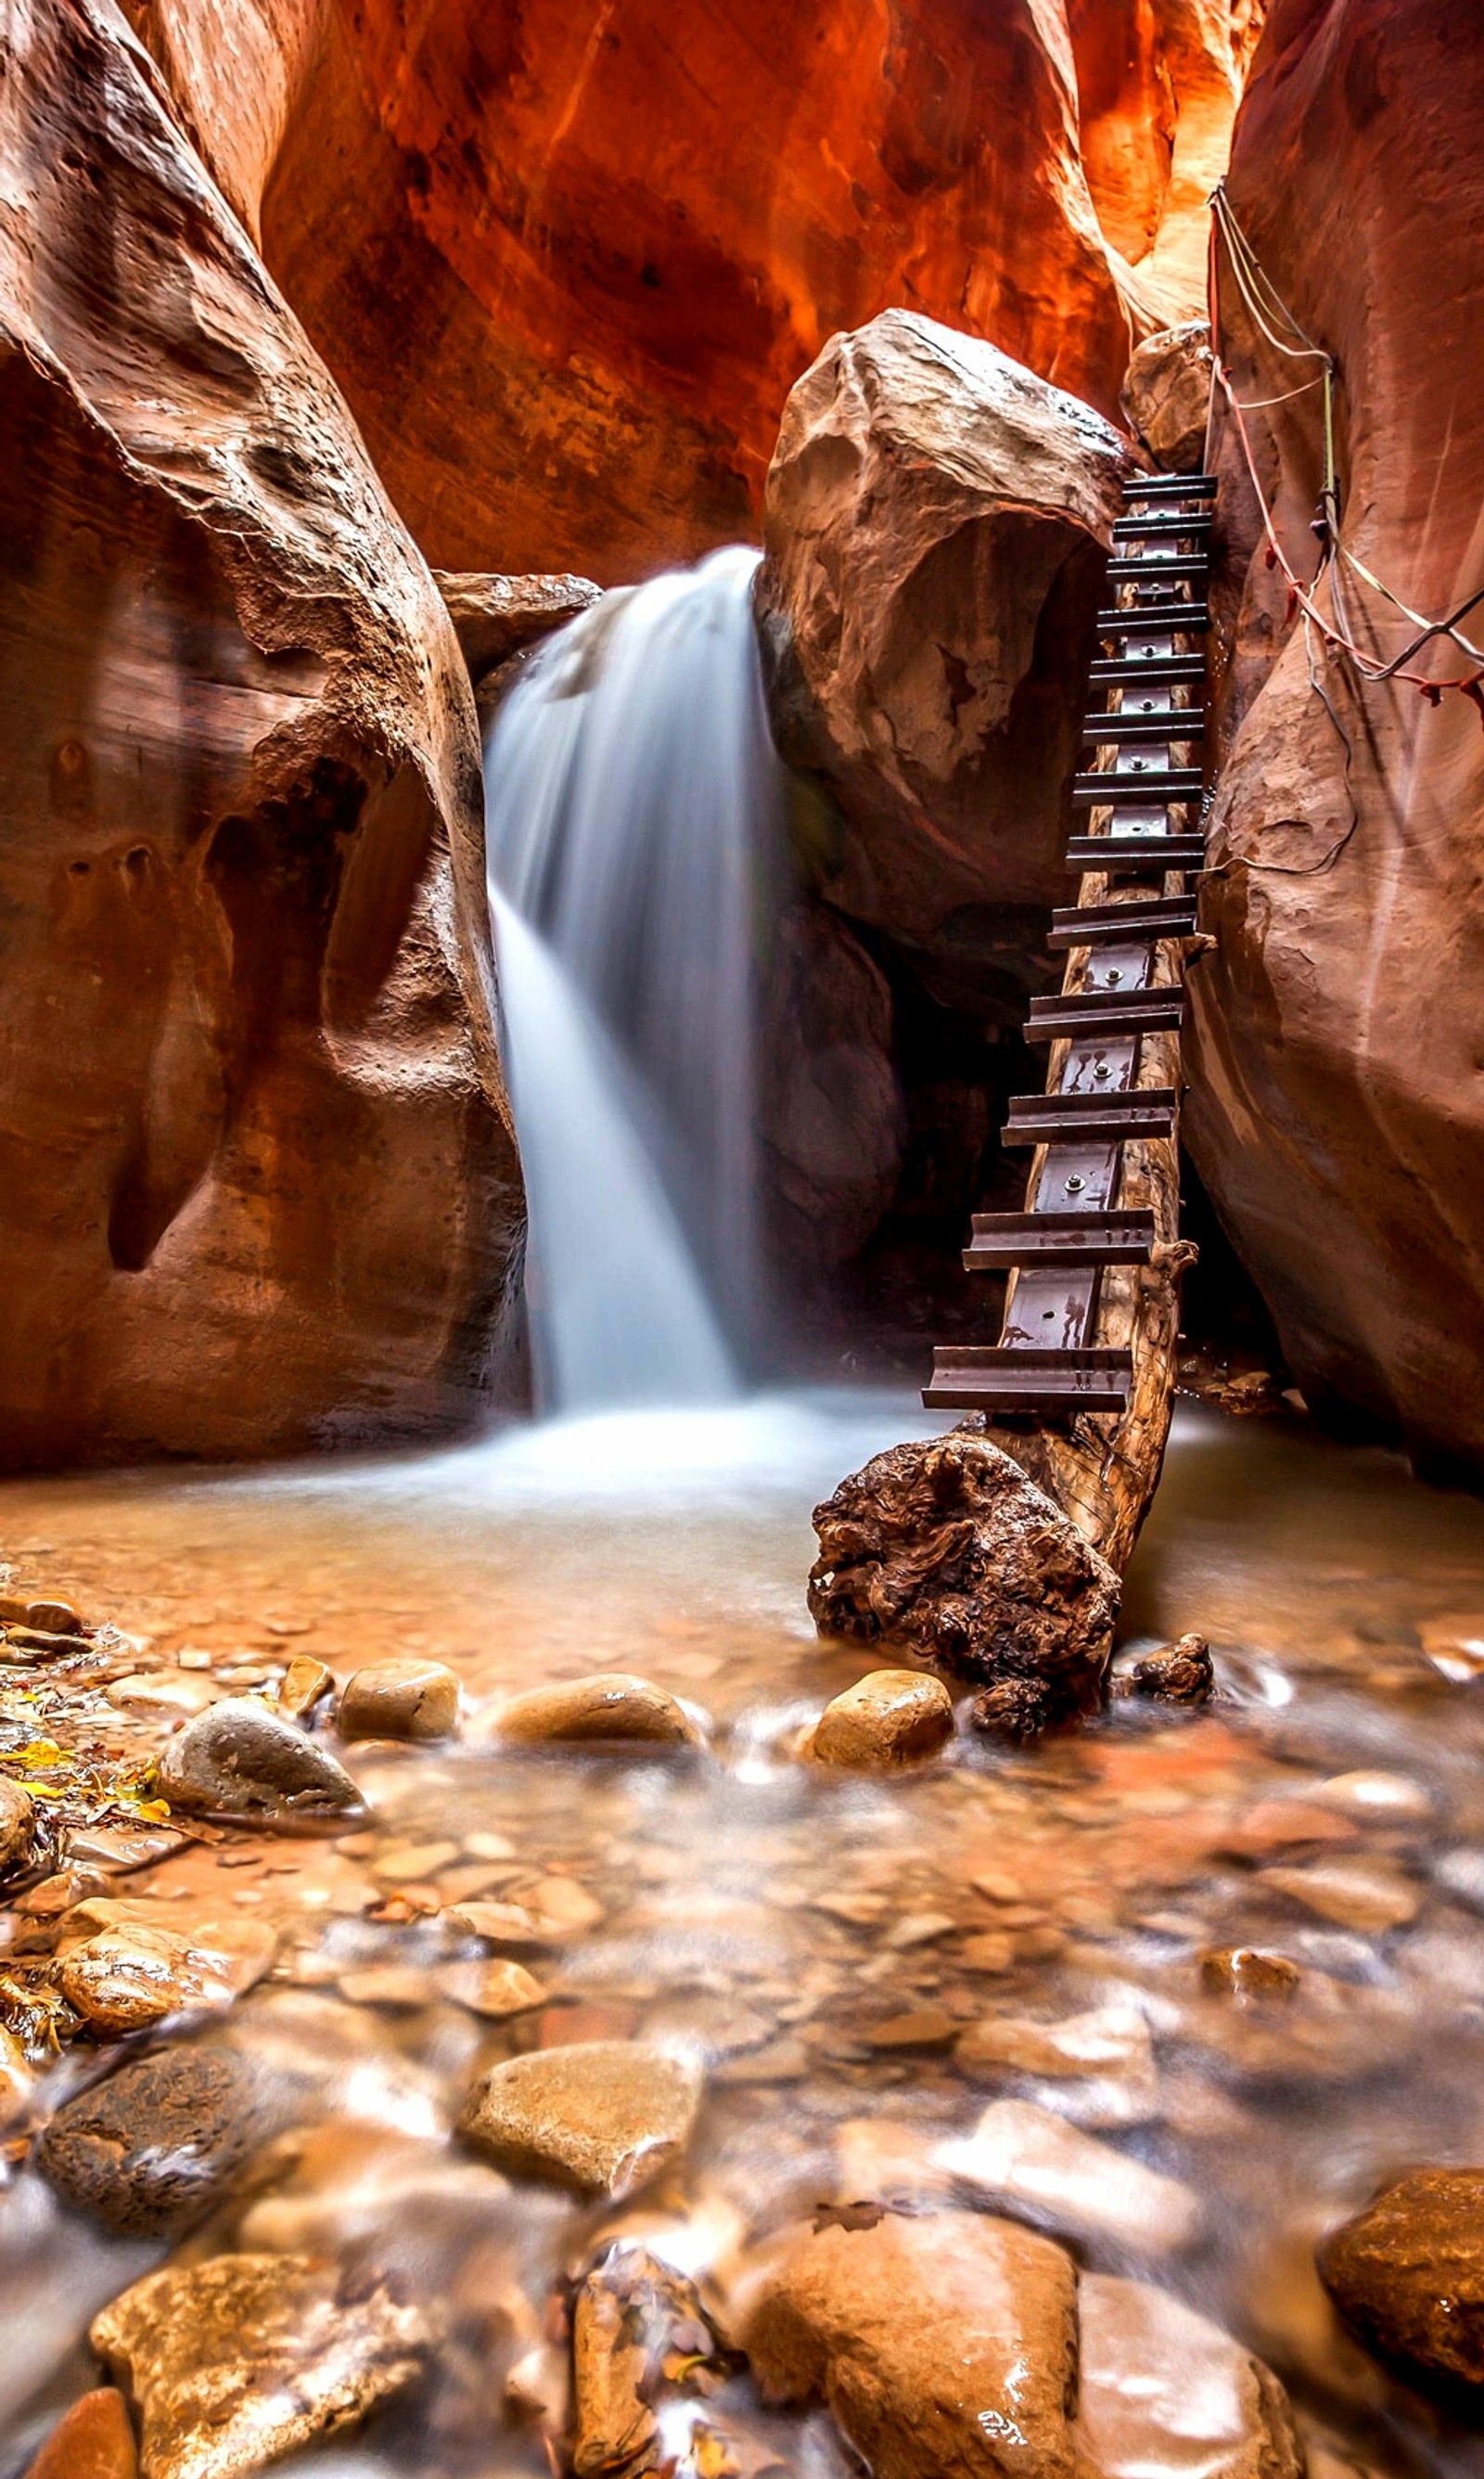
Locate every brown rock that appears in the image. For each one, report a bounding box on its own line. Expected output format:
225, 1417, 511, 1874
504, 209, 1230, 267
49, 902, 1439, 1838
1132, 1633, 1214, 1702
572, 2243, 726, 2479
56, 1905, 277, 2036
0, 1776, 35, 1879
0, 0, 521, 1474
742, 2206, 1082, 2479
758, 312, 1133, 967
810, 1671, 954, 1768
1187, 0, 1484, 1479
36, 2046, 274, 2238
1260, 1859, 1420, 1933
439, 1959, 546, 2020
20, 2390, 136, 2479
865, 2009, 959, 2052
157, 1698, 366, 1827
1199, 1948, 1301, 2001
459, 2041, 703, 2199
758, 898, 904, 1269
1317, 2169, 1484, 2394
809, 1432, 1119, 1713
956, 2003, 1155, 2085
1119, 323, 1214, 472
338, 1659, 461, 1743
25, 1599, 84, 1637
92, 2254, 430, 2478
943, 2100, 1201, 2255
1077, 2272, 1303, 2479
433, 571, 603, 683
491, 1675, 702, 1750
278, 1656, 334, 1721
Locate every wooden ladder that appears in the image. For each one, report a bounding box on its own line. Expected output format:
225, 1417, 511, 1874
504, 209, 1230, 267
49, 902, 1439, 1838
925, 470, 1217, 1426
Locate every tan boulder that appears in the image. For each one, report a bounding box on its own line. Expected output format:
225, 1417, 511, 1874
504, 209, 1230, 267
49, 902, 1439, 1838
1077, 2272, 1303, 2479
0, 0, 521, 1473
92, 2254, 430, 2478
1119, 323, 1213, 472
459, 2041, 703, 2199
338, 1659, 461, 1743
490, 1674, 703, 1750
757, 310, 1132, 971
809, 1432, 1119, 1715
742, 2206, 1082, 2479
809, 1671, 954, 1767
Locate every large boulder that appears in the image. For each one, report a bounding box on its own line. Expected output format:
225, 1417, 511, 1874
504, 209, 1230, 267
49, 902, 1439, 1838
1187, 0, 1484, 1477
1317, 2169, 1484, 2396
758, 898, 905, 1268
0, 0, 522, 1470
809, 1432, 1120, 1717
127, 2, 1161, 581
757, 313, 1133, 974
1120, 323, 1213, 473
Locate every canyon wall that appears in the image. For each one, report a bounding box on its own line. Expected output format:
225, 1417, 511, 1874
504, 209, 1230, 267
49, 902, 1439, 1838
127, 0, 1250, 584
0, 0, 524, 1469
1188, 0, 1484, 1474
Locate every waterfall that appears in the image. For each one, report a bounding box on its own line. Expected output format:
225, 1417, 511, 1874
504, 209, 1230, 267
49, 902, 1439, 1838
483, 545, 784, 1414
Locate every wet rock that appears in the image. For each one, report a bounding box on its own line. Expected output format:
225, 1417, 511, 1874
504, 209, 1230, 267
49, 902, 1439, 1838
809, 1433, 1119, 1717
572, 2242, 728, 2479
1131, 1634, 1213, 1703
25, 1599, 84, 1637
278, 1656, 334, 1720
743, 2205, 1081, 2479
1078, 2272, 1303, 2479
1313, 1771, 1434, 1825
67, 1826, 185, 1875
439, 1959, 546, 2019
3, 1626, 89, 1661
92, 2254, 430, 2477
809, 1671, 954, 1768
20, 2388, 137, 2479
36, 2045, 273, 2239
1260, 1858, 1420, 1933
491, 1675, 703, 1750
971, 1676, 1063, 1743
1317, 2169, 1484, 2395
157, 1698, 366, 1829
942, 2100, 1201, 2255
459, 2041, 702, 2199
433, 570, 603, 684
0, 1775, 35, 1878
865, 2008, 958, 2052
1220, 1801, 1357, 1861
1199, 1948, 1301, 2001
338, 1659, 461, 1743
956, 2003, 1155, 2086
57, 1905, 277, 2036
1119, 323, 1214, 474
106, 1673, 219, 1719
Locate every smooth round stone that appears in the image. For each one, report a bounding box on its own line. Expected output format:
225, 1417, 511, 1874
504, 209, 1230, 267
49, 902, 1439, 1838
1311, 1769, 1435, 1822
810, 1670, 954, 1767
490, 1674, 703, 1749
338, 1659, 460, 1743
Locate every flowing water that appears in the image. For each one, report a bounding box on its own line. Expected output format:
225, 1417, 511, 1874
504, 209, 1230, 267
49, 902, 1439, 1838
483, 547, 785, 1407
2, 1399, 1484, 2475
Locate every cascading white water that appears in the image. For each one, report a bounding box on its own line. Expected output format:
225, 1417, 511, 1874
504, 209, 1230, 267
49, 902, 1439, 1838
483, 545, 785, 1413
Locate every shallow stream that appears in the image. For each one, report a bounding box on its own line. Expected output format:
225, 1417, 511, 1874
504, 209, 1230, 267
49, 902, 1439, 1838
3, 1395, 1484, 2476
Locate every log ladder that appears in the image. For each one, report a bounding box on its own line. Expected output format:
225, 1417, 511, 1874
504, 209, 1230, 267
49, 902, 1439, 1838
924, 470, 1216, 1444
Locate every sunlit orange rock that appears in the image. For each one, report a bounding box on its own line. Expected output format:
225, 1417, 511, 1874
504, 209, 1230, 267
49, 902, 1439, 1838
0, 0, 523, 1469
1189, 0, 1484, 1475
129, 0, 1158, 581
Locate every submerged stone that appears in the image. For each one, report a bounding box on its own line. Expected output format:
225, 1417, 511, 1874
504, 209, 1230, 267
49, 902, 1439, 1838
1077, 2271, 1302, 2479
92, 2254, 430, 2479
490, 1673, 703, 1748
36, 2045, 273, 2239
809, 1432, 1119, 1717
157, 1697, 365, 1828
459, 2040, 703, 2198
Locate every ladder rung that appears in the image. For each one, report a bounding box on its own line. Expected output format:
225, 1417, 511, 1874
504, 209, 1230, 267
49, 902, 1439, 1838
1066, 834, 1206, 870
1003, 1096, 1176, 1147
1112, 513, 1212, 543
1121, 473, 1218, 502
1089, 655, 1208, 688
1106, 555, 1209, 585
924, 1346, 1133, 1415
1072, 769, 1204, 803
1048, 897, 1196, 947
965, 1210, 1157, 1270
1028, 990, 1185, 1042
1082, 712, 1205, 746
1098, 606, 1210, 636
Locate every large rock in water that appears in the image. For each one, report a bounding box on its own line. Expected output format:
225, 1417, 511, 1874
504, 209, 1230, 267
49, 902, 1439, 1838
1187, 0, 1484, 1476
0, 0, 522, 1471
757, 312, 1133, 973
158, 1699, 365, 1827
125, 0, 1165, 582
809, 1432, 1119, 1718
1317, 2168, 1484, 2395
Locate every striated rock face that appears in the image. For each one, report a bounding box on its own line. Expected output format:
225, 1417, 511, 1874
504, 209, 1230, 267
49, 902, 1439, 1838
1188, 0, 1484, 1475
758, 314, 1132, 977
0, 0, 523, 1471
